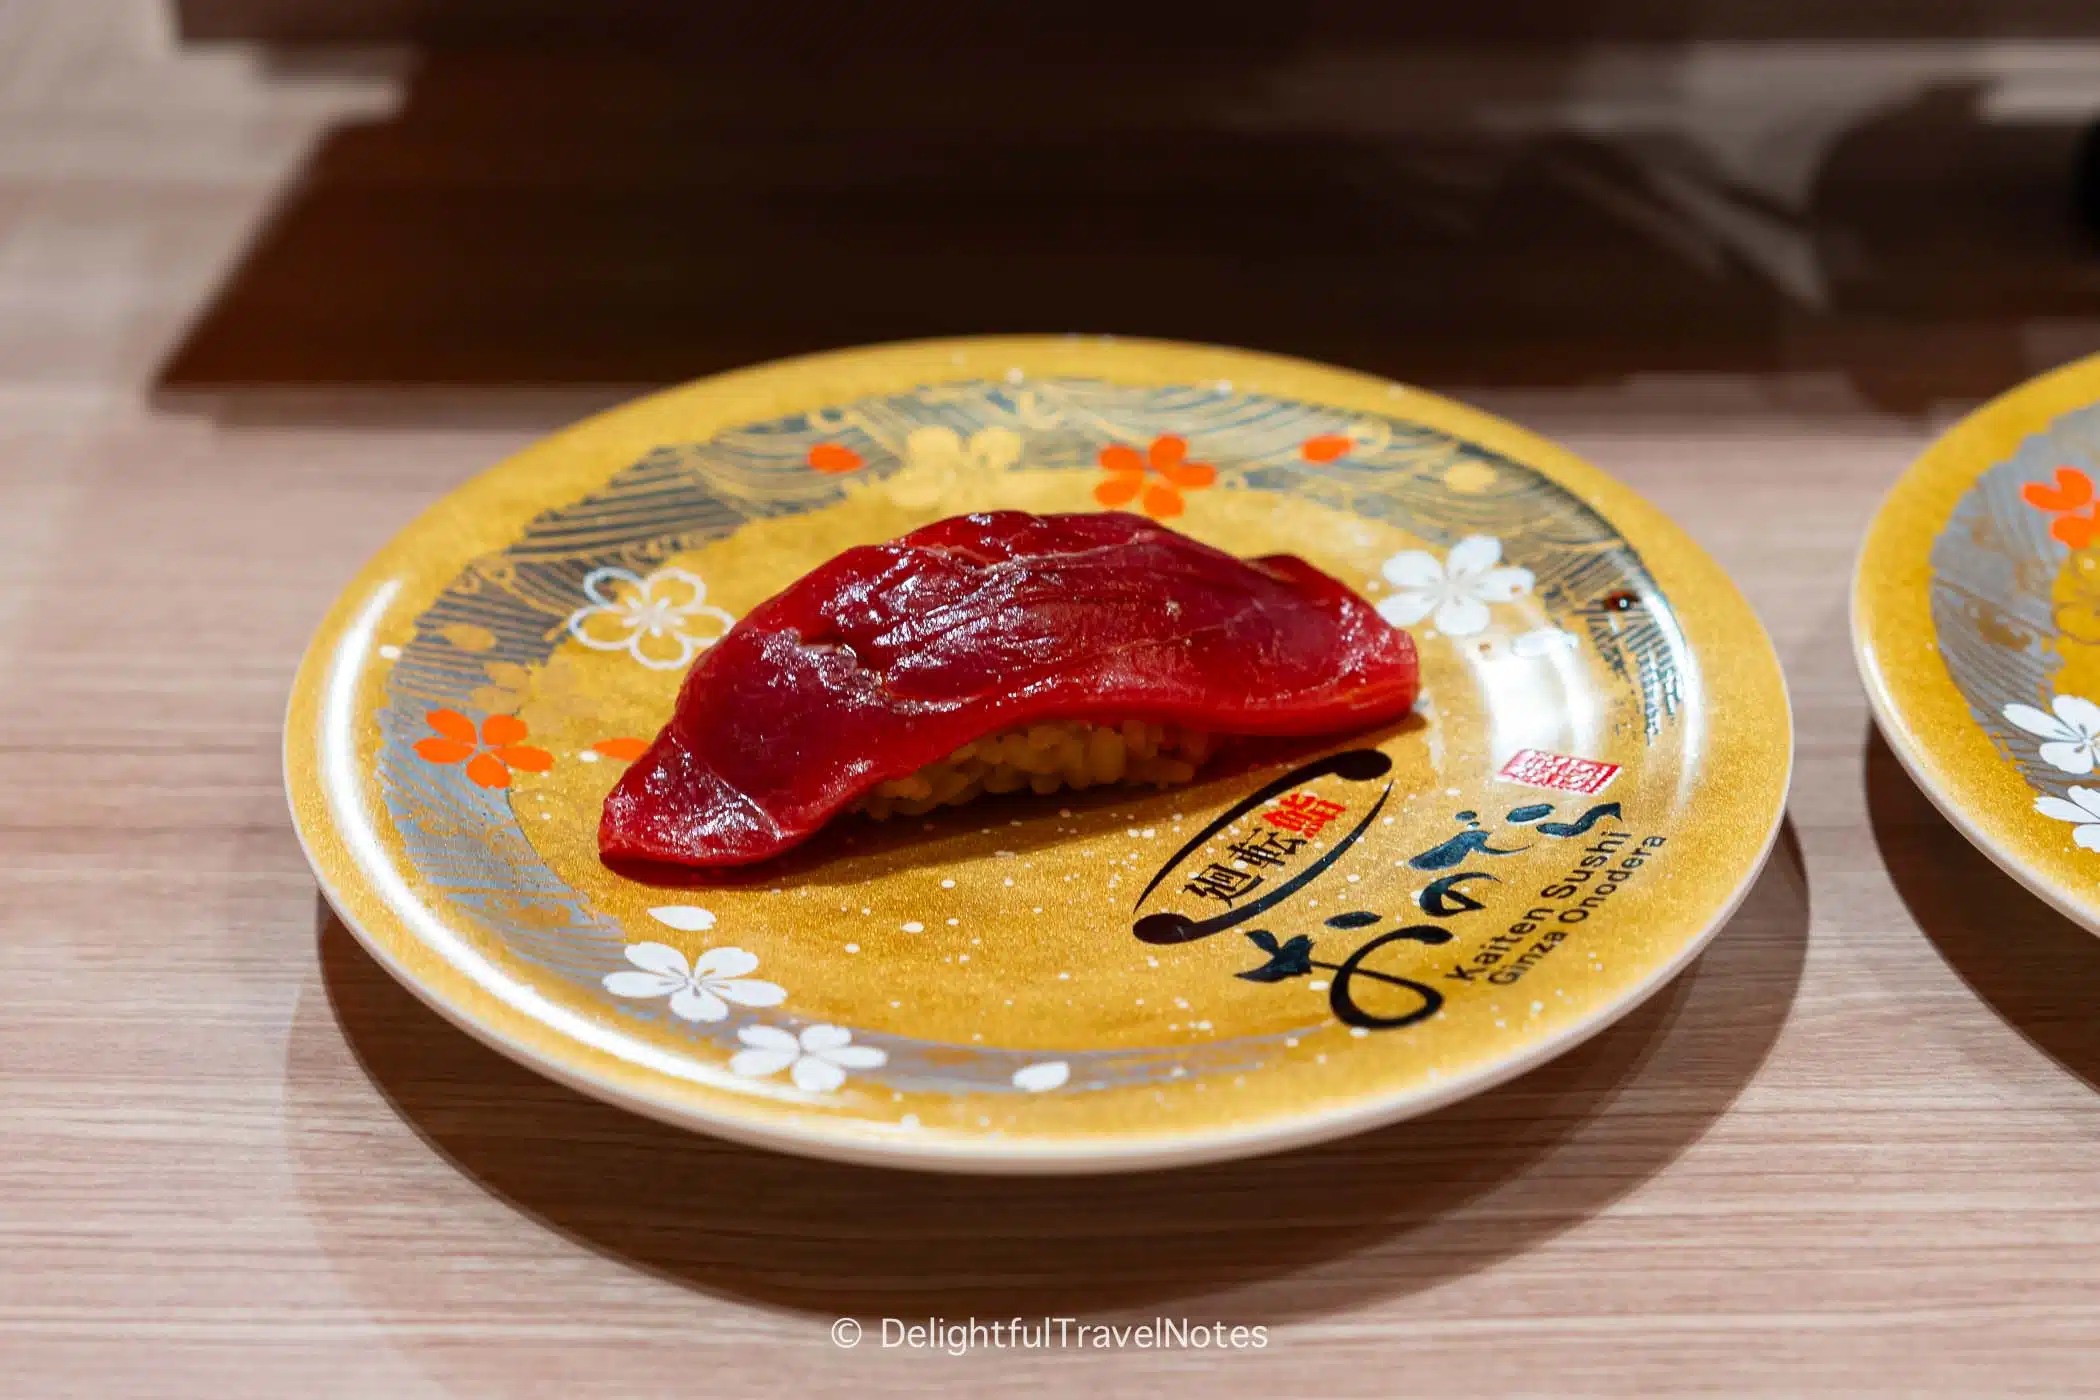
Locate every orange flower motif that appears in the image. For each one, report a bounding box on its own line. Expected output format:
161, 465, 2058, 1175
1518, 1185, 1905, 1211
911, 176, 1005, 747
1301, 433, 1352, 463
2023, 466, 2100, 547
589, 737, 649, 761
808, 443, 864, 474
414, 709, 554, 790
1094, 435, 1216, 519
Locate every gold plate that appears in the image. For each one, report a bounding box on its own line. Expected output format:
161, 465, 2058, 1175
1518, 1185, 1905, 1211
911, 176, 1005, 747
286, 337, 1791, 1173
1857, 352, 2100, 934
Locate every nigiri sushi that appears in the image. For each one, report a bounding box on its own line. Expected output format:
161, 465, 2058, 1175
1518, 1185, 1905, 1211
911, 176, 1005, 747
600, 510, 1418, 868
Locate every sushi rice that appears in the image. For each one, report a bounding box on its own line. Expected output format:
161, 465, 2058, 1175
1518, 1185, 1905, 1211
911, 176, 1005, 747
856, 721, 1215, 820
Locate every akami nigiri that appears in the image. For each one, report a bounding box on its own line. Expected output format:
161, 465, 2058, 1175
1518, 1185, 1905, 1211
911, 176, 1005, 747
600, 510, 1418, 867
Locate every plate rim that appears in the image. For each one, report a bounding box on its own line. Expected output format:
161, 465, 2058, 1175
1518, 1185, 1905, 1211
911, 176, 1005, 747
1853, 351, 2100, 939
286, 333, 1795, 1174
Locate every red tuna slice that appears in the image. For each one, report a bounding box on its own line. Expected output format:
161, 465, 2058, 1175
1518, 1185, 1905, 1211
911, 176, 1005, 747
599, 510, 1418, 868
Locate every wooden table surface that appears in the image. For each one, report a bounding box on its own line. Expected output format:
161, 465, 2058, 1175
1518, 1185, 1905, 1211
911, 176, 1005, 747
13, 5, 2100, 1396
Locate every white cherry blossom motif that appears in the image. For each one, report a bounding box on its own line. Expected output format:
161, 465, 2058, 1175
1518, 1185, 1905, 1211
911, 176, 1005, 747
603, 942, 785, 1023
884, 425, 1022, 509
2004, 694, 2100, 775
730, 1023, 887, 1093
1375, 536, 1534, 637
2036, 785, 2100, 851
648, 905, 717, 932
567, 566, 734, 670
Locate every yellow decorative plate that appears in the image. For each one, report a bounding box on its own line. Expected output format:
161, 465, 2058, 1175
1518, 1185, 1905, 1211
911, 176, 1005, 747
286, 337, 1791, 1173
1857, 352, 2100, 933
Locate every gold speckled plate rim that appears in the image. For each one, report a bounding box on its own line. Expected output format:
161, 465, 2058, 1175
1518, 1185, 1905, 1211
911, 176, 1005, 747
1854, 351, 2100, 936
287, 334, 1793, 1174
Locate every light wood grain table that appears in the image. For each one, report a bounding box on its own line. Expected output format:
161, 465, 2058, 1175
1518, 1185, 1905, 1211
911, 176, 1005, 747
12, 5, 2100, 1396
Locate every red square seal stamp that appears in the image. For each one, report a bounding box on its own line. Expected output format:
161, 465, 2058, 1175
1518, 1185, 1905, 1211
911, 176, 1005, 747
1496, 747, 1622, 796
